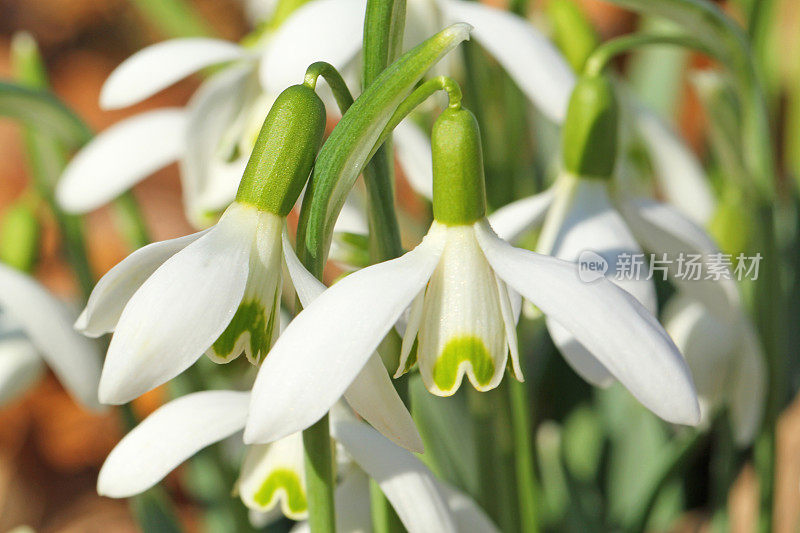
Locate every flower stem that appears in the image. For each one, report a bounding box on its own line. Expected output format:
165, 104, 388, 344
508, 378, 539, 533
303, 415, 337, 533
361, 0, 406, 263
361, 2, 407, 529
583, 33, 711, 78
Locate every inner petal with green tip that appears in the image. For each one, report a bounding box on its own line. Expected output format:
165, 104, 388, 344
206, 209, 284, 365
410, 224, 512, 396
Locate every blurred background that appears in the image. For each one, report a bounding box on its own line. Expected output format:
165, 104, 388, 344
0, 0, 799, 531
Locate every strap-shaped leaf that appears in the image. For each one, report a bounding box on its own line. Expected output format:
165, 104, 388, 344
0, 81, 92, 149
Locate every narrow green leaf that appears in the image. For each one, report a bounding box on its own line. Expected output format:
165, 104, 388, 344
0, 81, 92, 149
128, 0, 214, 38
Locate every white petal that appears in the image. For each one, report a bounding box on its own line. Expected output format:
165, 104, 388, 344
538, 179, 656, 387
542, 179, 657, 314
619, 196, 740, 319
98, 390, 250, 497
344, 354, 424, 453
180, 65, 254, 225
397, 289, 425, 377
475, 222, 700, 425
494, 272, 522, 381
440, 0, 575, 122
237, 433, 307, 519
634, 108, 716, 225
332, 419, 458, 533
729, 320, 766, 446
0, 265, 104, 410
57, 109, 187, 213
394, 119, 433, 199
260, 0, 366, 94
436, 482, 499, 533
487, 189, 554, 243
100, 204, 256, 404
77, 230, 209, 337
100, 38, 249, 109
244, 228, 446, 444
0, 334, 44, 406
283, 233, 423, 452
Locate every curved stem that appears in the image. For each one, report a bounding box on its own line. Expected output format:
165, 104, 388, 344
583, 33, 711, 78
305, 61, 355, 113
367, 76, 462, 164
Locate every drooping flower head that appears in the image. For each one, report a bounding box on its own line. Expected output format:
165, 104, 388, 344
245, 98, 700, 446
489, 72, 745, 389
82, 83, 326, 404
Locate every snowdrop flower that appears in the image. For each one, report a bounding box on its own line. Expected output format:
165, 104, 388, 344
663, 294, 766, 445
81, 85, 329, 404
244, 103, 699, 448
0, 264, 103, 410
97, 390, 493, 532
488, 74, 736, 388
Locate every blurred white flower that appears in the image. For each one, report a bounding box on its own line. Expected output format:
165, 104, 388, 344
488, 173, 738, 389
663, 294, 766, 445
54, 0, 433, 228
0, 264, 103, 410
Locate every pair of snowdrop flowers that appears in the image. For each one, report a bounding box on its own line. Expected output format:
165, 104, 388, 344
56, 0, 713, 233
0, 264, 102, 410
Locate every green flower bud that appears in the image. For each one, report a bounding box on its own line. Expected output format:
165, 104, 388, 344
0, 202, 40, 272
432, 107, 487, 226
562, 75, 619, 180
236, 84, 326, 216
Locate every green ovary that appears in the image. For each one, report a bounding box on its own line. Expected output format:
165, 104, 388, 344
253, 468, 307, 516
432, 335, 495, 391
211, 299, 273, 363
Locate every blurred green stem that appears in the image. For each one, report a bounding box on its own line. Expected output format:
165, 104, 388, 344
583, 33, 710, 78
128, 0, 214, 38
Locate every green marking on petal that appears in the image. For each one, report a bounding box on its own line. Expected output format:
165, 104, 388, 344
253, 468, 307, 515
432, 335, 495, 391
211, 299, 273, 363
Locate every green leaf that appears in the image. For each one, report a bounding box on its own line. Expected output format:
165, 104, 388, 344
128, 0, 214, 38
0, 81, 92, 149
